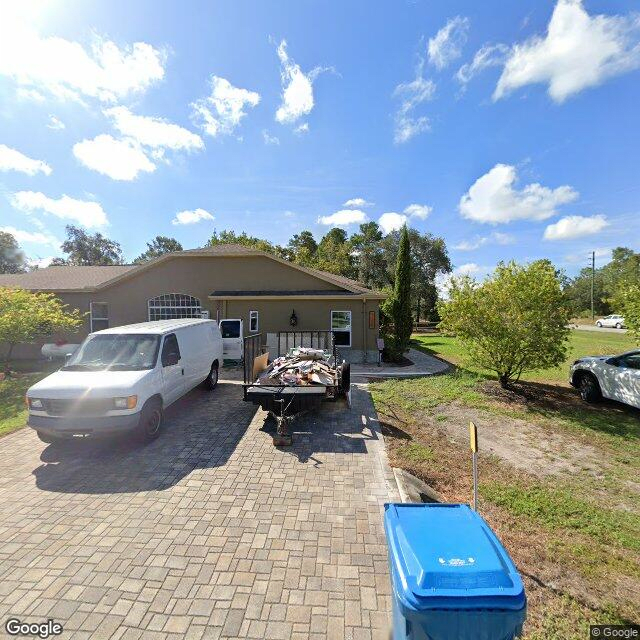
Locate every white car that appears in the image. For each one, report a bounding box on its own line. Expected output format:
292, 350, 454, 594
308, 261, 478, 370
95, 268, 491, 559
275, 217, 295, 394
26, 319, 223, 444
596, 314, 625, 329
570, 350, 640, 409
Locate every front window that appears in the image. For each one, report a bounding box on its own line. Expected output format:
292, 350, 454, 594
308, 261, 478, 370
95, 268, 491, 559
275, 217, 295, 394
63, 334, 160, 371
90, 302, 109, 332
331, 310, 352, 347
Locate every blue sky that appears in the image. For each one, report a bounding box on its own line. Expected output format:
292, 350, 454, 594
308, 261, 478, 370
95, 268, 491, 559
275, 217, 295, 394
1, 0, 639, 277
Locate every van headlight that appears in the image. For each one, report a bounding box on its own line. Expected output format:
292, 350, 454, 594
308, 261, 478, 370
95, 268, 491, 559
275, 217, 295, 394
113, 396, 137, 410
28, 397, 43, 410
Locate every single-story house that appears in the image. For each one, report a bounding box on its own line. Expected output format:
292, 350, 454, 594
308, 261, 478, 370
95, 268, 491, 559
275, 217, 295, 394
0, 244, 385, 362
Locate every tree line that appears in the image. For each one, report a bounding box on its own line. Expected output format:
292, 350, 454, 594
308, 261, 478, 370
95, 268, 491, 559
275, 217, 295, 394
0, 223, 453, 322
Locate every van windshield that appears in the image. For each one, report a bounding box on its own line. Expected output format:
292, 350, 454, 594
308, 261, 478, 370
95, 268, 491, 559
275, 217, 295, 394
63, 334, 161, 371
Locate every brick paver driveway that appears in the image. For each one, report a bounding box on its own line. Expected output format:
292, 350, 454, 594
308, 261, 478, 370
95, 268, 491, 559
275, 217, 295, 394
0, 374, 397, 639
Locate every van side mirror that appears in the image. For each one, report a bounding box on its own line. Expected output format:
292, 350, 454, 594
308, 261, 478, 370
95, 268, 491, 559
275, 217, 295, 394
163, 352, 179, 367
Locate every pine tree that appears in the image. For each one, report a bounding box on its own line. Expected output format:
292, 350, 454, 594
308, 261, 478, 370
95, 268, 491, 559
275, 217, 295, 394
392, 225, 412, 353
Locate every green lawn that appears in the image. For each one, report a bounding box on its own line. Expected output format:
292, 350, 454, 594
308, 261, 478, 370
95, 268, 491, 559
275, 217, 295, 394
0, 374, 40, 438
371, 329, 640, 636
412, 328, 637, 383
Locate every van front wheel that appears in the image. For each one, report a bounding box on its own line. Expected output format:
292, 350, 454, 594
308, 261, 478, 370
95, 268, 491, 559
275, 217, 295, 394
204, 363, 219, 390
136, 400, 163, 442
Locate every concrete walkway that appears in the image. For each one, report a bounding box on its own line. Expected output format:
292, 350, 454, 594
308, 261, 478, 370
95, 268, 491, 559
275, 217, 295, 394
0, 378, 398, 639
352, 348, 450, 380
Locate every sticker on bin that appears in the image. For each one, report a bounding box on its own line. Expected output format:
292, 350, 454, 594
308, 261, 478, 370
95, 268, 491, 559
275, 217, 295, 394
384, 503, 526, 640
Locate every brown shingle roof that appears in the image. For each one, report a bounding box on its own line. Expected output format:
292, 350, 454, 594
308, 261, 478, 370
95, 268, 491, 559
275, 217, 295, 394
0, 244, 384, 297
0, 265, 136, 291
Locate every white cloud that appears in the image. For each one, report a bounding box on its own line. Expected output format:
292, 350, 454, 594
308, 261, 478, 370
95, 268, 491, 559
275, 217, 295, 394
318, 209, 368, 227
392, 59, 436, 144
171, 208, 215, 225
275, 40, 328, 124
459, 163, 578, 224
73, 134, 156, 181
454, 262, 483, 276
294, 122, 310, 135
495, 0, 640, 103
544, 214, 609, 240
564, 247, 611, 264
191, 76, 260, 137
0, 144, 52, 176
404, 203, 432, 219
0, 11, 166, 103
456, 43, 510, 86
0, 226, 61, 249
262, 130, 280, 145
47, 115, 65, 130
378, 212, 408, 234
28, 256, 55, 269
343, 198, 374, 208
428, 16, 470, 70
11, 191, 108, 228
104, 106, 203, 151
454, 232, 515, 251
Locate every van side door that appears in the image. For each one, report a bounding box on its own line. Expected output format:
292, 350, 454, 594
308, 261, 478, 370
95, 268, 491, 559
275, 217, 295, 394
160, 333, 185, 405
219, 319, 243, 360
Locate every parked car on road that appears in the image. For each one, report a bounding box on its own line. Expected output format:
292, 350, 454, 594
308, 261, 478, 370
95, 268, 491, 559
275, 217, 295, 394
596, 314, 625, 329
26, 319, 223, 444
570, 350, 640, 409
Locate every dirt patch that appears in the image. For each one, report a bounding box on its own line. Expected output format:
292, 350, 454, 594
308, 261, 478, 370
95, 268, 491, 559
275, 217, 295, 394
435, 401, 606, 479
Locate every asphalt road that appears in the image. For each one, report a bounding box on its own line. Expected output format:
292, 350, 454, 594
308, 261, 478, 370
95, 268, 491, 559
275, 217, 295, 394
572, 324, 628, 334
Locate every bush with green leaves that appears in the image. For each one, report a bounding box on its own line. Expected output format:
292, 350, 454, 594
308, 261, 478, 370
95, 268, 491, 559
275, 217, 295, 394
0, 288, 84, 373
611, 283, 640, 343
438, 260, 570, 387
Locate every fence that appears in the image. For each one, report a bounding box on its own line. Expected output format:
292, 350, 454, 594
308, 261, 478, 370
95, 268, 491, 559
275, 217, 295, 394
243, 333, 263, 384
276, 330, 334, 357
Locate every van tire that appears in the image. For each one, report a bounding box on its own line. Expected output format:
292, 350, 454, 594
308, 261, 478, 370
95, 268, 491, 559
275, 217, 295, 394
204, 362, 219, 390
136, 399, 163, 442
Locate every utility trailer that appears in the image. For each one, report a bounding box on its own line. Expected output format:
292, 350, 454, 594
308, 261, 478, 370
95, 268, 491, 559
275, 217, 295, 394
242, 331, 350, 446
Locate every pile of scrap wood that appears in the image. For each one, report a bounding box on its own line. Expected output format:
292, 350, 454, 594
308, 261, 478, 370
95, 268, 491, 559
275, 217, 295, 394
255, 347, 336, 386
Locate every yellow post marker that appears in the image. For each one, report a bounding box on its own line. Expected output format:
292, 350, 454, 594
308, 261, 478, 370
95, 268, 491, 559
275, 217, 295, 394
470, 421, 479, 511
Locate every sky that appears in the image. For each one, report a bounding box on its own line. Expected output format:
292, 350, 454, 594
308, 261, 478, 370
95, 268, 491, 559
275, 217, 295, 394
0, 0, 639, 278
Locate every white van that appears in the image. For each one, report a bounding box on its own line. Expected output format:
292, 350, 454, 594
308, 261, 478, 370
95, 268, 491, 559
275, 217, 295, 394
26, 319, 223, 444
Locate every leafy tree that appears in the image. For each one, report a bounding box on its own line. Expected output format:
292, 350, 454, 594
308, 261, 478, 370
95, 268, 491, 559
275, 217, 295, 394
438, 260, 570, 388
134, 236, 183, 263
0, 231, 26, 274
287, 231, 318, 267
0, 288, 84, 374
315, 228, 355, 277
350, 222, 386, 290
51, 225, 123, 266
383, 226, 412, 359
382, 228, 451, 320
611, 284, 640, 343
207, 230, 277, 255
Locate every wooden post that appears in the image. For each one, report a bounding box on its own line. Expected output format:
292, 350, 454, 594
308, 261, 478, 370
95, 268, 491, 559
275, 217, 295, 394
469, 421, 479, 511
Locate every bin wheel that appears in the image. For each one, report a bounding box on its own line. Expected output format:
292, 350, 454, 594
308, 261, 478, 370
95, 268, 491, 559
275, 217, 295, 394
339, 361, 351, 395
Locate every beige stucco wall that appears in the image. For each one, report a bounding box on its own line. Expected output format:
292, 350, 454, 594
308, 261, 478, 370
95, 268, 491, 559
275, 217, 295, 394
7, 255, 381, 360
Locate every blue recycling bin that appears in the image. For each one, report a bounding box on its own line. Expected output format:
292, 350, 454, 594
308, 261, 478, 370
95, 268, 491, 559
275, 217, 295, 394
384, 503, 526, 640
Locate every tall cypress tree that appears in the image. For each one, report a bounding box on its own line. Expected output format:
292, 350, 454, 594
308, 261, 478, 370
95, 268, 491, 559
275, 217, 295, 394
392, 225, 412, 353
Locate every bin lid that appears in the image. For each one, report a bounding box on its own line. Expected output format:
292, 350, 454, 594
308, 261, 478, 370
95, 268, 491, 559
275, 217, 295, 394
384, 503, 526, 611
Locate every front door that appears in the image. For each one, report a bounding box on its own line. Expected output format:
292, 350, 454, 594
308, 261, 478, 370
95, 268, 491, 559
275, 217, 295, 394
220, 319, 243, 360
160, 333, 184, 405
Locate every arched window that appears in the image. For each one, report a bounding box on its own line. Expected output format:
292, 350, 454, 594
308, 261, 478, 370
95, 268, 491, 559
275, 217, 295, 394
148, 293, 202, 321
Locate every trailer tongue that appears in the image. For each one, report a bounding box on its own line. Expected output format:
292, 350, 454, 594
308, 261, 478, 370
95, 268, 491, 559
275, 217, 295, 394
242, 333, 350, 446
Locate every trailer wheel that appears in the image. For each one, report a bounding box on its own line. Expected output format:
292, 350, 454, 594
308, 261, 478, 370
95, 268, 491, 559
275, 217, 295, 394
339, 361, 351, 395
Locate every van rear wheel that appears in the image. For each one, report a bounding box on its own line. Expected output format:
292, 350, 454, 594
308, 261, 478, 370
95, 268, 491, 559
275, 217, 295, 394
204, 363, 219, 390
136, 400, 163, 442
